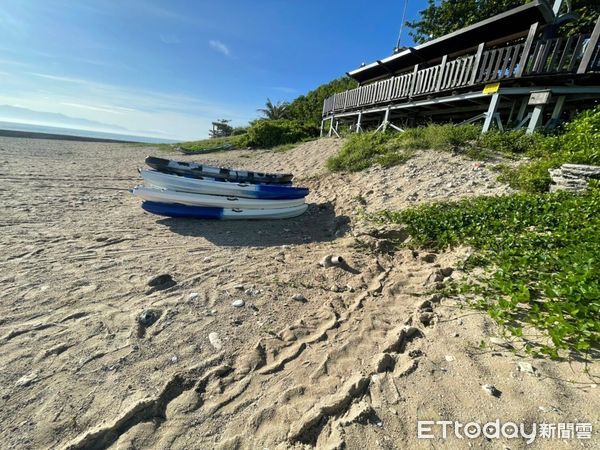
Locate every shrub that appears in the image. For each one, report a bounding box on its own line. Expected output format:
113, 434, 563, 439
398, 123, 480, 150
558, 106, 600, 164
498, 106, 600, 192
479, 130, 548, 155
326, 124, 481, 172
326, 132, 393, 172
231, 127, 248, 136
243, 119, 316, 148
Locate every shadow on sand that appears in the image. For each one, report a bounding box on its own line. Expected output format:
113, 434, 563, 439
155, 202, 350, 247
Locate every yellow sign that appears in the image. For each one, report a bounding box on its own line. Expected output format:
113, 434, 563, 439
483, 83, 500, 94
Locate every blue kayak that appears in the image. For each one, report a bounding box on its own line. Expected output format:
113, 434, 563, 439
141, 201, 308, 220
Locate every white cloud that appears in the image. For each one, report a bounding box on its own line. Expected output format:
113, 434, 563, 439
60, 102, 138, 115
159, 34, 181, 44
209, 40, 230, 57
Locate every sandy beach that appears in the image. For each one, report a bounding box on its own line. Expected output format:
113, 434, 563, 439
0, 136, 597, 449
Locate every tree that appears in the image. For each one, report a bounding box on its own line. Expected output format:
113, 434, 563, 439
407, 0, 599, 44
209, 119, 233, 138
407, 0, 525, 44
286, 77, 358, 128
558, 0, 600, 37
257, 98, 290, 120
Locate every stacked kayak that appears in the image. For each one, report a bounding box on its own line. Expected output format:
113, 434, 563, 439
133, 156, 309, 220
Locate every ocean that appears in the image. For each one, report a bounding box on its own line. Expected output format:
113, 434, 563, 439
0, 121, 178, 144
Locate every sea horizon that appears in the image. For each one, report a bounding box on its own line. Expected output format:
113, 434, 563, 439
0, 120, 179, 144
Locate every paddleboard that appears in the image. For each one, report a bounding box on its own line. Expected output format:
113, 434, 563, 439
140, 169, 308, 200
141, 201, 308, 220
132, 186, 305, 209
145, 156, 293, 184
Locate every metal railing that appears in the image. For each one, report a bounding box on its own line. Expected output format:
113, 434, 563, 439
322, 32, 599, 117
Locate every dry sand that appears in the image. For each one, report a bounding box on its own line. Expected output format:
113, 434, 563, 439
0, 136, 597, 449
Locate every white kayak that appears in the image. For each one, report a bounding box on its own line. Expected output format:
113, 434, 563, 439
140, 169, 309, 200
141, 201, 308, 220
131, 186, 306, 209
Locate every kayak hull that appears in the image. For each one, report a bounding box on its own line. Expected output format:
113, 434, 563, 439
140, 169, 308, 200
132, 186, 305, 209
141, 201, 308, 220
145, 156, 293, 184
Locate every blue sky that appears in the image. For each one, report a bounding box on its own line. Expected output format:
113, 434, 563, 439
0, 0, 425, 140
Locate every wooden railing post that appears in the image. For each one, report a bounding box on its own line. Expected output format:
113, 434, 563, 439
469, 43, 485, 85
409, 64, 419, 97
516, 22, 540, 77
577, 15, 600, 74
435, 55, 448, 91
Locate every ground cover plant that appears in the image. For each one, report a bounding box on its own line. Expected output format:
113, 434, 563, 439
373, 189, 600, 358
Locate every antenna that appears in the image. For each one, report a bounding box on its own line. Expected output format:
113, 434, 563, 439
395, 0, 409, 53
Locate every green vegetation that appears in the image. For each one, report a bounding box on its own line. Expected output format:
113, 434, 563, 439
178, 135, 246, 153
359, 108, 600, 359
407, 0, 599, 44
209, 119, 233, 138
238, 119, 316, 149
257, 98, 290, 120
327, 124, 482, 172
374, 190, 600, 357
498, 106, 600, 192
286, 77, 358, 128
328, 107, 600, 192
187, 77, 355, 149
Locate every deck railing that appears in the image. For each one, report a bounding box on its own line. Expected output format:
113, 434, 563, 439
322, 32, 599, 117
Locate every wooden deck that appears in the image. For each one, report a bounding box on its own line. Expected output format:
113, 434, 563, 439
322, 31, 600, 119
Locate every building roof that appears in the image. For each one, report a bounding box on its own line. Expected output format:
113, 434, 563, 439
348, 0, 555, 84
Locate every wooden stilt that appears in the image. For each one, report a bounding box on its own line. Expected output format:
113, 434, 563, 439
330, 121, 341, 138
516, 97, 528, 122
382, 107, 390, 132
526, 105, 544, 134
551, 95, 566, 120
507, 100, 517, 124
388, 123, 404, 132
356, 112, 362, 133
545, 95, 566, 129
319, 120, 325, 137
482, 93, 500, 133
